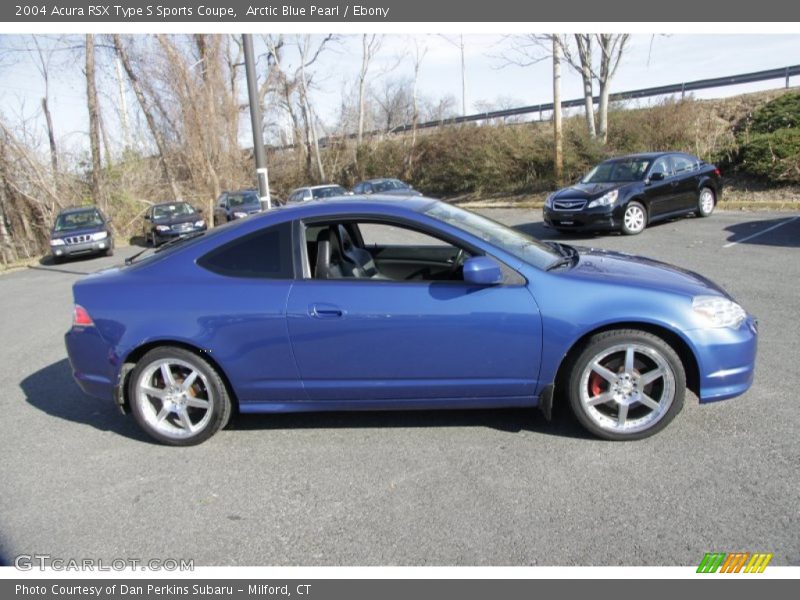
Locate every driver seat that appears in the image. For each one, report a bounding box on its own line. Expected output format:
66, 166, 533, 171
333, 225, 388, 279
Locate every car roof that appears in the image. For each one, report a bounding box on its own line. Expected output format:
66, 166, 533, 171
153, 200, 191, 207
58, 205, 101, 215
361, 178, 402, 184
274, 195, 435, 214
603, 152, 676, 162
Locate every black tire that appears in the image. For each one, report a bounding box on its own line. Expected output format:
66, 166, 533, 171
105, 247, 114, 257
150, 232, 158, 247
52, 255, 64, 265
128, 346, 232, 446
565, 329, 685, 441
621, 201, 647, 235
697, 187, 716, 218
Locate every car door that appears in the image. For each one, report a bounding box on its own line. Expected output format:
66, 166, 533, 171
669, 154, 701, 212
643, 156, 676, 218
285, 218, 542, 404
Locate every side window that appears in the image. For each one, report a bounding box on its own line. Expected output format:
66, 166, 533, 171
198, 222, 293, 279
353, 183, 363, 194
364, 184, 373, 194
303, 190, 312, 201
360, 223, 449, 247
671, 154, 695, 175
651, 157, 672, 177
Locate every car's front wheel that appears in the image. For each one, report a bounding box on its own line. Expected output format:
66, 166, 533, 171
697, 187, 716, 217
566, 330, 686, 440
129, 346, 232, 445
621, 201, 647, 235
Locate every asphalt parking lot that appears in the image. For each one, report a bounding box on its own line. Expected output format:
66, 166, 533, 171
0, 209, 798, 567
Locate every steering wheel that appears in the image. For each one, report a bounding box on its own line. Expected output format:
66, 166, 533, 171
449, 248, 467, 277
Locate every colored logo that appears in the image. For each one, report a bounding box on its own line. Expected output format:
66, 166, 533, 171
697, 552, 773, 573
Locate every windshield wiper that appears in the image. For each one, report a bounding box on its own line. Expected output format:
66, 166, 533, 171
124, 231, 205, 266
545, 242, 578, 271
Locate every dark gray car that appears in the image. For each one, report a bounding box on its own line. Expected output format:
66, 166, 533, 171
49, 206, 113, 263
213, 190, 263, 225
352, 178, 422, 197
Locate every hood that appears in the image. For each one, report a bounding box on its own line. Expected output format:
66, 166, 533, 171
375, 189, 422, 196
153, 213, 202, 226
51, 224, 107, 240
553, 182, 629, 200
563, 247, 731, 299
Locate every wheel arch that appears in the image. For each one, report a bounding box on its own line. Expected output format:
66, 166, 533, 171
552, 321, 700, 403
116, 340, 239, 414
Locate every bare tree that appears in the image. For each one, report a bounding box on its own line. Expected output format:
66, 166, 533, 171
112, 34, 182, 200
596, 34, 630, 143
85, 35, 106, 210
296, 35, 334, 181
553, 37, 563, 182
30, 37, 59, 181
357, 34, 381, 145
439, 35, 467, 115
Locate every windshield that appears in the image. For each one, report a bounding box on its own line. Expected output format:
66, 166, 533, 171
312, 186, 347, 199
424, 203, 558, 270
582, 158, 651, 183
153, 202, 196, 219
373, 179, 409, 192
228, 192, 260, 207
54, 209, 104, 232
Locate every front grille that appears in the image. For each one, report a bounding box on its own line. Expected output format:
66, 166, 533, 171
553, 199, 587, 211
172, 223, 193, 232
65, 234, 91, 245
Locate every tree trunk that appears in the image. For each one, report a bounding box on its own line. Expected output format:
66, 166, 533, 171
113, 35, 182, 201
41, 97, 58, 181
574, 35, 596, 139
552, 37, 563, 184
0, 156, 18, 264
85, 35, 106, 211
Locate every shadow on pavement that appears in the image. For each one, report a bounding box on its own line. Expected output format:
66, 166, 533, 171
20, 358, 151, 443
724, 216, 800, 248
228, 401, 590, 440
22, 360, 591, 442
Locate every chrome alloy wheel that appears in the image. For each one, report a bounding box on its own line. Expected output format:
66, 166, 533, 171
623, 204, 646, 233
699, 188, 715, 216
135, 358, 214, 439
578, 343, 676, 435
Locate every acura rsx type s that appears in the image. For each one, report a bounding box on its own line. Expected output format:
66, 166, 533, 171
543, 152, 722, 235
65, 197, 757, 445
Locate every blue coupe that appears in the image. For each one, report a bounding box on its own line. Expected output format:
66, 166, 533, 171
65, 197, 757, 445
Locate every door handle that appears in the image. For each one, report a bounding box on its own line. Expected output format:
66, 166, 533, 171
309, 303, 344, 319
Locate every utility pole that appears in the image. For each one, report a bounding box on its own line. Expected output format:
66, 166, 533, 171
243, 34, 271, 209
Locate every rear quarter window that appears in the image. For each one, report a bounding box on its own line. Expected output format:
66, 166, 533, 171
197, 222, 293, 279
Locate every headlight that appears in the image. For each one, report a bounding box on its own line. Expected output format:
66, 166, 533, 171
49, 238, 65, 247
156, 225, 170, 232
692, 295, 747, 328
194, 220, 205, 228
587, 189, 619, 208
233, 211, 248, 218
91, 231, 108, 241
544, 194, 554, 209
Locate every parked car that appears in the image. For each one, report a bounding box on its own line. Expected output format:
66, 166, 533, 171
286, 184, 350, 203
544, 152, 722, 235
49, 205, 113, 263
353, 178, 422, 196
213, 189, 263, 225
143, 201, 207, 247
65, 197, 756, 446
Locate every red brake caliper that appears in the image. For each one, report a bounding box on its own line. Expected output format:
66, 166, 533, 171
589, 371, 605, 397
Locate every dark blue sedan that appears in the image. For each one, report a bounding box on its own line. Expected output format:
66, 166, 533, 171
65, 197, 757, 445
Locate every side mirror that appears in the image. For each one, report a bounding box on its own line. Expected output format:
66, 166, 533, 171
463, 256, 503, 286
143, 215, 150, 221
197, 207, 204, 214
649, 171, 665, 182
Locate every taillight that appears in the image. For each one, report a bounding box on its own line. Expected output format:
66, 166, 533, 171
714, 168, 721, 177
73, 304, 94, 327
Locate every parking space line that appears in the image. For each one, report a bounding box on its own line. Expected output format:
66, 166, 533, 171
723, 216, 800, 248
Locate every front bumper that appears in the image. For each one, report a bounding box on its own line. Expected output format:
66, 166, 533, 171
687, 315, 758, 403
543, 205, 620, 232
154, 224, 207, 242
52, 238, 112, 258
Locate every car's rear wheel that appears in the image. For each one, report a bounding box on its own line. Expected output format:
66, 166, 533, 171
566, 330, 685, 440
621, 201, 647, 235
129, 347, 232, 445
149, 231, 158, 247
697, 187, 716, 217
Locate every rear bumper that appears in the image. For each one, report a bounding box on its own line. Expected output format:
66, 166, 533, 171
687, 316, 758, 403
65, 327, 116, 402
